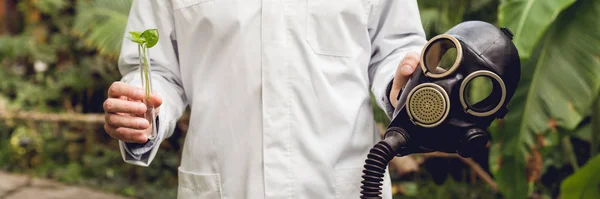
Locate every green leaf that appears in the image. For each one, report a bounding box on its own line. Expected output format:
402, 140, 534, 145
592, 98, 600, 156
128, 31, 144, 43
492, 0, 600, 198
33, 0, 68, 15
419, 9, 439, 37
72, 0, 133, 58
490, 143, 529, 199
560, 155, 600, 199
572, 120, 591, 141
399, 182, 418, 196
417, 0, 469, 37
498, 0, 576, 60
469, 0, 495, 12
141, 29, 159, 48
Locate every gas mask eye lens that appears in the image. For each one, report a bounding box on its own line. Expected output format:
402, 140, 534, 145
438, 48, 457, 71
420, 35, 463, 78
459, 71, 507, 117
465, 76, 493, 106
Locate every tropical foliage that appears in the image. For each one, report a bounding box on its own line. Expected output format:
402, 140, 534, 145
0, 0, 180, 198
492, 0, 600, 198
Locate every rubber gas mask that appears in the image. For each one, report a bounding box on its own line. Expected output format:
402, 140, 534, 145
360, 21, 521, 198
389, 20, 521, 157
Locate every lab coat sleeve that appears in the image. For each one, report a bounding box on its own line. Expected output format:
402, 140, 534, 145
368, 0, 427, 119
116, 0, 186, 167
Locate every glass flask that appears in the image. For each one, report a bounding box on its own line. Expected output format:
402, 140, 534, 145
139, 46, 158, 140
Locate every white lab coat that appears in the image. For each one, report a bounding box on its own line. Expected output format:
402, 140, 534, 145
117, 0, 427, 198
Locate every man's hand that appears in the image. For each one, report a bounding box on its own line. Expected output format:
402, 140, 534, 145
103, 82, 162, 143
389, 52, 420, 108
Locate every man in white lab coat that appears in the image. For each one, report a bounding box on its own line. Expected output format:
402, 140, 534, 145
102, 0, 427, 198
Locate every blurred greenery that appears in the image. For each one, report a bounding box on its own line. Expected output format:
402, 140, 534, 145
560, 154, 600, 199
0, 0, 598, 198
492, 0, 600, 198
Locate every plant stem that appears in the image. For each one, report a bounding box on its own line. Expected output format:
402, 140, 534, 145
138, 44, 144, 90
562, 136, 580, 171
420, 152, 498, 192
142, 44, 150, 100
0, 109, 104, 123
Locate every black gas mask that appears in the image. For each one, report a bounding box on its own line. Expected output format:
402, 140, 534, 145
359, 21, 521, 198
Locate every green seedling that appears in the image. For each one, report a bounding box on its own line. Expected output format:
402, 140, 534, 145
127, 28, 159, 100
127, 28, 159, 139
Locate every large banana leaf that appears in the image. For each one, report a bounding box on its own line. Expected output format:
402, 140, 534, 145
498, 0, 575, 60
491, 0, 600, 198
72, 0, 133, 58
560, 155, 600, 199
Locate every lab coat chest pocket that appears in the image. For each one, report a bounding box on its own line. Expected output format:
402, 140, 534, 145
171, 0, 214, 10
177, 168, 222, 199
335, 167, 363, 198
306, 0, 371, 57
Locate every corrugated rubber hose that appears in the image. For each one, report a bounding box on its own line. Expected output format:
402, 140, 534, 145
360, 127, 409, 199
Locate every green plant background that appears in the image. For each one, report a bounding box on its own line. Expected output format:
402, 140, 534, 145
1, 0, 599, 198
